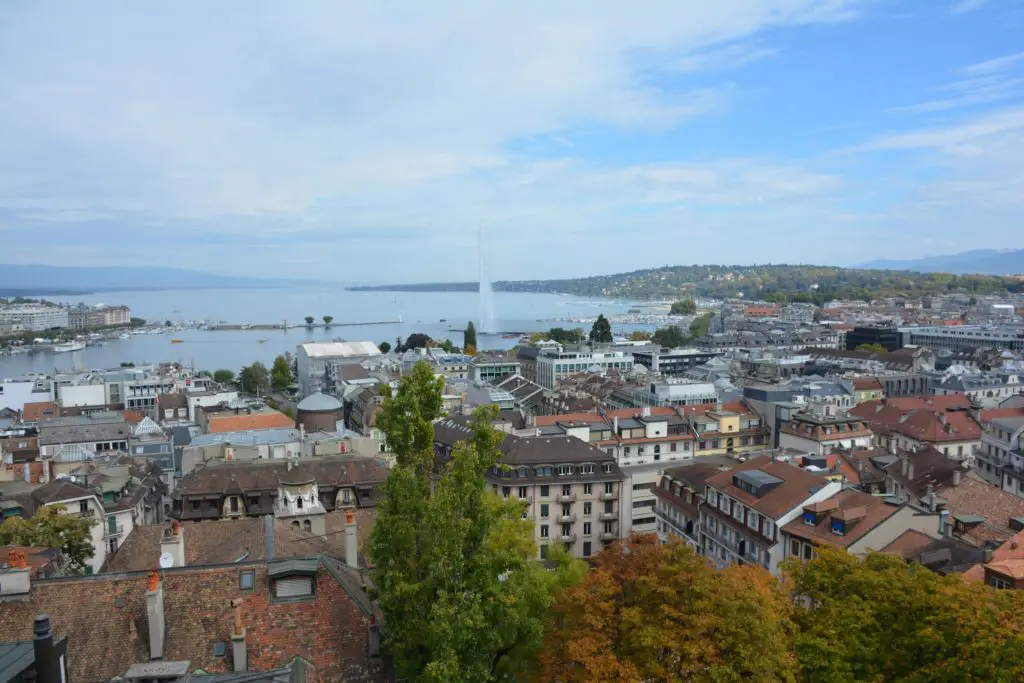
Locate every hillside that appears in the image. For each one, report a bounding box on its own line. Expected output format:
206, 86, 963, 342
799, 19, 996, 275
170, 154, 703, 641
858, 249, 1024, 275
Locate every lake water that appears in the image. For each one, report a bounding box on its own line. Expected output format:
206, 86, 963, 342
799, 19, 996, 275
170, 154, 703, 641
1, 288, 640, 377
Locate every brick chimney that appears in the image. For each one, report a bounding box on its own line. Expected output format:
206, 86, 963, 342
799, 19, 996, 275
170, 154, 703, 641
146, 571, 165, 660
0, 551, 31, 598
231, 600, 247, 672
345, 510, 358, 569
161, 520, 185, 568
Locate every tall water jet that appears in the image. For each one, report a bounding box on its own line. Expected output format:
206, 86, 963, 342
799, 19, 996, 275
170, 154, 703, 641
478, 225, 495, 334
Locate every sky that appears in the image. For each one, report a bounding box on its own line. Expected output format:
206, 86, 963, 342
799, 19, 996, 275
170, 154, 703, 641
1, 0, 1023, 283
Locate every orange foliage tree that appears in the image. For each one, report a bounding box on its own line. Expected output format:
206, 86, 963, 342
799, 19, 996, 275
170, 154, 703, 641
537, 534, 798, 682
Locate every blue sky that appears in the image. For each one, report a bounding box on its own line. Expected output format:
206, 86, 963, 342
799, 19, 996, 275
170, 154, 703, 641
1, 0, 1023, 282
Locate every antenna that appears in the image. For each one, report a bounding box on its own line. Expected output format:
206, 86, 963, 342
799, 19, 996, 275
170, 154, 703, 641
159, 551, 175, 569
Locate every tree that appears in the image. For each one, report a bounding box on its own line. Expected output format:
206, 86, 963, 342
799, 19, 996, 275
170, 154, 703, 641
627, 330, 652, 342
164, 320, 173, 327
589, 314, 613, 344
378, 341, 392, 354
689, 312, 714, 338
465, 321, 478, 350
0, 505, 95, 574
271, 355, 293, 391
370, 363, 584, 680
402, 333, 433, 351
237, 362, 270, 395
670, 298, 697, 315
539, 535, 797, 682
529, 332, 549, 343
438, 339, 461, 354
968, 295, 978, 306
855, 343, 887, 353
464, 344, 477, 356
213, 369, 235, 384
651, 325, 688, 348
788, 548, 1024, 682
323, 315, 334, 326
304, 316, 315, 326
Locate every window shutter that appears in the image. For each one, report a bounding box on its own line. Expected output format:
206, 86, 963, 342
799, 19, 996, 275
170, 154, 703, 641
275, 576, 312, 598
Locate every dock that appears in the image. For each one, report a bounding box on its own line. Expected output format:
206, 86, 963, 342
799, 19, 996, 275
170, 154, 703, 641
205, 320, 400, 331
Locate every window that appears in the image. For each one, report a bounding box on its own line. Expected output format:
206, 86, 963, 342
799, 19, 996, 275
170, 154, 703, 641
540, 545, 548, 559
581, 464, 595, 475
990, 575, 1011, 589
518, 486, 528, 498
802, 544, 812, 560
583, 522, 592, 535
790, 540, 800, 558
670, 442, 677, 452
213, 642, 227, 658
583, 541, 592, 557
240, 570, 255, 590
502, 486, 510, 498
603, 463, 613, 474
604, 501, 614, 514
748, 511, 760, 530
540, 525, 549, 538
557, 465, 573, 476
230, 497, 239, 513
583, 502, 592, 515
248, 496, 260, 508
561, 503, 571, 515
296, 497, 303, 510
604, 521, 614, 533
604, 482, 614, 494
191, 500, 200, 511
79, 500, 89, 514
763, 520, 774, 539
632, 500, 655, 509
274, 576, 314, 599
583, 484, 593, 495
540, 504, 549, 518
562, 523, 571, 536
623, 446, 631, 456
303, 520, 312, 532
540, 485, 549, 497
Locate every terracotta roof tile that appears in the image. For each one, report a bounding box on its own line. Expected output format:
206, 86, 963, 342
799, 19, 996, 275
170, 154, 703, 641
852, 377, 883, 391
938, 476, 1024, 546
207, 412, 295, 433
782, 489, 900, 549
22, 402, 58, 422
706, 455, 829, 519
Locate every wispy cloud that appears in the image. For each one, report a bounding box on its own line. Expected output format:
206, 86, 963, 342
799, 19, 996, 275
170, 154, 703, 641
951, 0, 992, 14
890, 52, 1024, 114
960, 51, 1024, 75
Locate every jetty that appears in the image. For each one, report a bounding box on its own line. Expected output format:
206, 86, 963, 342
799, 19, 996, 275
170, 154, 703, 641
205, 320, 400, 331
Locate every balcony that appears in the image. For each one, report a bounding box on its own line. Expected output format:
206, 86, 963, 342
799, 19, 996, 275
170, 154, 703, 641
556, 513, 577, 524
104, 522, 125, 539
599, 512, 618, 522
555, 492, 576, 503
600, 532, 618, 541
600, 491, 619, 501
517, 495, 534, 504
77, 507, 96, 518
558, 533, 577, 543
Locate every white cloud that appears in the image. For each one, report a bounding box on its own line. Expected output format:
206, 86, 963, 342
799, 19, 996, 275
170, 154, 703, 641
960, 51, 1024, 75
951, 0, 992, 14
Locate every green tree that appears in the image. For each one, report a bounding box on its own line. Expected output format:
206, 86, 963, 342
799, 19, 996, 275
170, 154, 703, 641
589, 314, 613, 344
788, 548, 1024, 683
627, 330, 651, 341
237, 362, 270, 395
547, 328, 584, 344
968, 295, 978, 306
271, 355, 293, 391
670, 298, 697, 315
378, 341, 392, 354
0, 505, 95, 574
651, 325, 689, 348
323, 315, 334, 326
212, 369, 235, 384
689, 312, 714, 338
464, 321, 478, 350
370, 363, 583, 681
439, 339, 461, 354
304, 316, 315, 326
855, 343, 887, 353
539, 535, 797, 682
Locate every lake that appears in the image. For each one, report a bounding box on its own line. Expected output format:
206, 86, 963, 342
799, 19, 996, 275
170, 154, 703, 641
0, 288, 641, 377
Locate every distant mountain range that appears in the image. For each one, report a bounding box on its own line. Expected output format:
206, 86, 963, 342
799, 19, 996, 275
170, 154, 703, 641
0, 264, 327, 296
857, 249, 1024, 275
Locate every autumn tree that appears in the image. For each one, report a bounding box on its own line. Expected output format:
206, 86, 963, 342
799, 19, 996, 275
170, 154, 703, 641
270, 354, 292, 391
788, 548, 1024, 683
464, 321, 478, 350
539, 535, 797, 683
370, 362, 584, 681
589, 314, 613, 344
0, 505, 95, 574
627, 330, 651, 342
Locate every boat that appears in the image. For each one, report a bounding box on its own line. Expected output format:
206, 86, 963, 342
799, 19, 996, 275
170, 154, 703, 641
440, 319, 447, 322
171, 338, 184, 344
501, 334, 517, 339
52, 341, 86, 353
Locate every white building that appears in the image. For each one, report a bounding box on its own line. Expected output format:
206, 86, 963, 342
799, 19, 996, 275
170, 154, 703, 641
0, 304, 69, 331
296, 342, 382, 397
534, 348, 634, 389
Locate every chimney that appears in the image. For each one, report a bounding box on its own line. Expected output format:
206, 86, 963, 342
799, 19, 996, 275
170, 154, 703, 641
33, 614, 64, 683
161, 520, 185, 568
299, 423, 306, 443
901, 455, 909, 477
345, 510, 358, 569
938, 412, 946, 425
146, 571, 165, 660
907, 460, 915, 481
953, 469, 962, 487
642, 406, 650, 417
0, 551, 31, 598
939, 509, 950, 537
263, 515, 275, 561
925, 484, 936, 512
231, 601, 247, 672
613, 416, 619, 434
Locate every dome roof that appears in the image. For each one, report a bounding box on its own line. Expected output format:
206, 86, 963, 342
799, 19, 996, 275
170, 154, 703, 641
296, 391, 343, 412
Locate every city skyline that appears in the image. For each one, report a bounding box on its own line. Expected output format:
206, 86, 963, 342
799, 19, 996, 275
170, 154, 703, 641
1, 1, 1023, 281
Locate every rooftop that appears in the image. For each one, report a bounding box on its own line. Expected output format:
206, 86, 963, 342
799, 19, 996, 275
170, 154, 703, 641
299, 341, 382, 358
706, 455, 830, 519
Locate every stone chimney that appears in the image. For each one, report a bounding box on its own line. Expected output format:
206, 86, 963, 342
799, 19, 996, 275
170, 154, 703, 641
231, 601, 247, 672
953, 469, 962, 487
901, 455, 909, 477
939, 509, 950, 537
345, 510, 358, 569
146, 571, 165, 660
907, 460, 915, 481
0, 551, 31, 598
161, 520, 185, 568
613, 416, 619, 434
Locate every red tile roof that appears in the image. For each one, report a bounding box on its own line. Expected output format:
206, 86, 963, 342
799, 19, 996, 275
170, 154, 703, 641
852, 377, 883, 392
938, 475, 1024, 546
0, 560, 385, 682
880, 529, 936, 558
979, 407, 1024, 422
705, 455, 828, 519
781, 489, 900, 549
22, 401, 58, 422
964, 530, 1024, 583
850, 400, 980, 443
207, 411, 295, 433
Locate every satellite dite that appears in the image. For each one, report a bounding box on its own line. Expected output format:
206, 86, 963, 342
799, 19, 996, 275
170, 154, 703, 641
159, 551, 174, 568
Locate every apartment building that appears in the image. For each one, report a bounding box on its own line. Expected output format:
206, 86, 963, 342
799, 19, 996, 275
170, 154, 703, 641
699, 456, 843, 574
470, 354, 521, 383
934, 372, 1024, 405
0, 304, 69, 331
296, 341, 382, 397
67, 304, 131, 330
976, 408, 1024, 495
653, 462, 730, 549
778, 409, 874, 456
850, 397, 981, 460
900, 325, 1024, 353
629, 347, 720, 377
534, 347, 635, 389
434, 418, 626, 559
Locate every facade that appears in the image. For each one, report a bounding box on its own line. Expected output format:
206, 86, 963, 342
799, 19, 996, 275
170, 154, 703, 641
934, 372, 1024, 405
975, 409, 1024, 496
900, 325, 1024, 353
852, 377, 884, 403
470, 355, 521, 383
629, 379, 718, 407
534, 348, 634, 389
845, 326, 903, 352
38, 412, 132, 459
653, 462, 729, 549
0, 304, 69, 331
850, 398, 982, 460
778, 410, 874, 456
67, 304, 131, 329
296, 341, 382, 397
629, 347, 720, 377
434, 418, 627, 559
700, 456, 843, 575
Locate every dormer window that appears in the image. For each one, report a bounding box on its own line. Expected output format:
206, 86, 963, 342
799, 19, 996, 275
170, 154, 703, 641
557, 465, 574, 476
803, 511, 817, 526
602, 463, 612, 474
830, 519, 845, 536
580, 464, 595, 475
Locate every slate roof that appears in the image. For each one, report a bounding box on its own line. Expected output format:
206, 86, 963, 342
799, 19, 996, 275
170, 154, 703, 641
705, 455, 829, 519
0, 559, 387, 683
883, 446, 964, 498
296, 392, 344, 412
175, 457, 389, 496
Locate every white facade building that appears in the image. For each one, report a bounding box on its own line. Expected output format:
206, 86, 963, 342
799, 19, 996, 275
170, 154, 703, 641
535, 348, 634, 389
0, 305, 69, 331
297, 342, 382, 397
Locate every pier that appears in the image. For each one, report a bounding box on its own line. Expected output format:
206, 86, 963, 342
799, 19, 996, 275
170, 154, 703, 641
204, 320, 400, 331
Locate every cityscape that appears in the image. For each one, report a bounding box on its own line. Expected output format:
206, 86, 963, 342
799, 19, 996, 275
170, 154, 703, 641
3, 1, 1024, 682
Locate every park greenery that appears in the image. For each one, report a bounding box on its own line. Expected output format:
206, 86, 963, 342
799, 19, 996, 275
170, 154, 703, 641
589, 314, 613, 343
670, 297, 697, 314
237, 361, 269, 395
271, 354, 293, 391
369, 362, 586, 681
855, 342, 888, 353
650, 312, 715, 348
213, 369, 235, 384
494, 264, 1022, 302
0, 505, 94, 574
